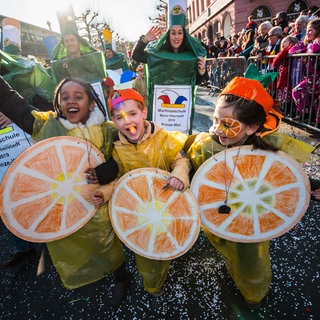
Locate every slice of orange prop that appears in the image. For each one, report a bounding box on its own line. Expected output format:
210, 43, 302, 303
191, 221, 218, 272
109, 168, 201, 260
190, 145, 311, 243
0, 136, 105, 242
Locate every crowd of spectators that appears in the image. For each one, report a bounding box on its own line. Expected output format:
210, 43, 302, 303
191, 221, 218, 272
204, 6, 320, 124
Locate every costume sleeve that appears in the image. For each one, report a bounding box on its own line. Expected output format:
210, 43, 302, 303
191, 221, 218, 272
94, 157, 119, 185
262, 132, 315, 163
96, 180, 117, 203
0, 76, 36, 134
132, 38, 148, 63
169, 151, 191, 190
239, 44, 254, 58
123, 59, 129, 71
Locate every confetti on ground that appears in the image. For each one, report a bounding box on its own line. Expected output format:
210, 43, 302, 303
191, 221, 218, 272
1, 90, 319, 319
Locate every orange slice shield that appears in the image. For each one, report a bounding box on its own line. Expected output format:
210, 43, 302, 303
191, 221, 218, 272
109, 168, 201, 260
190, 145, 311, 243
0, 136, 105, 242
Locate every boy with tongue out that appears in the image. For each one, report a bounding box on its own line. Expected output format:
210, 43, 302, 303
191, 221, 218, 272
91, 88, 191, 296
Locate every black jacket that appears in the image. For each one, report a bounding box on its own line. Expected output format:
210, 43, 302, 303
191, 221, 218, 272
0, 76, 37, 134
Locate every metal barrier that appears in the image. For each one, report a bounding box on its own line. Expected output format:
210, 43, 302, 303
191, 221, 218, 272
248, 53, 320, 132
206, 53, 320, 132
206, 56, 246, 96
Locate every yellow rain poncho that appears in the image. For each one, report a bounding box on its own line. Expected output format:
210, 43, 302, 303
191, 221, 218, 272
110, 121, 190, 294
31, 110, 124, 289
187, 131, 314, 303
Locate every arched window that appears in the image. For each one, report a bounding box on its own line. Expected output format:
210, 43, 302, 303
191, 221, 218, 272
287, 0, 309, 22
250, 6, 272, 23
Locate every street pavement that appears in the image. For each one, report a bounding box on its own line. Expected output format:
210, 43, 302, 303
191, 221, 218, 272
0, 87, 319, 320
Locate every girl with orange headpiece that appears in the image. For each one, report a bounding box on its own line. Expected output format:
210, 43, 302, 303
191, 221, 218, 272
187, 76, 316, 309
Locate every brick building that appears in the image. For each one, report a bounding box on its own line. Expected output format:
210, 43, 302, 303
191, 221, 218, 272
187, 0, 318, 44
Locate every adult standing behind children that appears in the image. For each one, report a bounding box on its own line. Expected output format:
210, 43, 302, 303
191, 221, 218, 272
0, 76, 130, 307
292, 15, 309, 41
249, 21, 273, 58
272, 11, 289, 35
132, 0, 207, 134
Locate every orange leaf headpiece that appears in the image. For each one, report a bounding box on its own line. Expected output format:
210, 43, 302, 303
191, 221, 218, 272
219, 77, 282, 137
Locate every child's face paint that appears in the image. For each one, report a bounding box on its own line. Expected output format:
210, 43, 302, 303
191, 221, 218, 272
112, 100, 147, 143
211, 99, 255, 146
120, 109, 137, 135
212, 117, 242, 138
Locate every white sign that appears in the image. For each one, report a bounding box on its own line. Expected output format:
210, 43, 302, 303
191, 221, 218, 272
91, 81, 110, 120
0, 124, 33, 182
153, 85, 192, 134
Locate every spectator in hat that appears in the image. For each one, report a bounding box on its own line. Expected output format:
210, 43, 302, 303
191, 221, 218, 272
245, 15, 258, 33
104, 43, 129, 76
101, 77, 115, 100
272, 11, 289, 35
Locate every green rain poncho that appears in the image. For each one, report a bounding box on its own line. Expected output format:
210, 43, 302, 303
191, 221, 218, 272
0, 50, 55, 105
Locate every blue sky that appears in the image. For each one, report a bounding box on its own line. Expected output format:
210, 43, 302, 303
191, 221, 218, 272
1, 0, 157, 41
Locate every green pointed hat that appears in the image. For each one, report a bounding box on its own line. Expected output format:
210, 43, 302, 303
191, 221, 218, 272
56, 5, 78, 36
168, 0, 187, 27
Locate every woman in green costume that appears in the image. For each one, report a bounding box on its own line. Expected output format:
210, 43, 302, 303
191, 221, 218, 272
132, 0, 207, 134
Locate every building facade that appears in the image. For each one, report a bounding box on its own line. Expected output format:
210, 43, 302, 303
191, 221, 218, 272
0, 15, 60, 61
187, 0, 317, 44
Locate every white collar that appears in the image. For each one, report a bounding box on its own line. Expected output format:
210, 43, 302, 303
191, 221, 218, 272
59, 107, 105, 130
